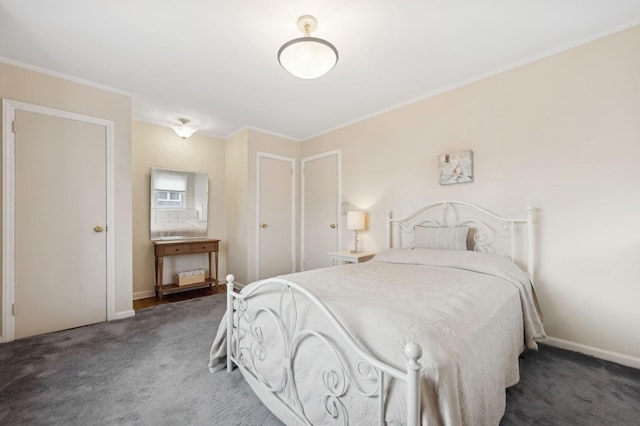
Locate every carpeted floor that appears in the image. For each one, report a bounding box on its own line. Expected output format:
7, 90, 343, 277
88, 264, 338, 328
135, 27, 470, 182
502, 344, 640, 425
1, 293, 638, 425
0, 294, 280, 425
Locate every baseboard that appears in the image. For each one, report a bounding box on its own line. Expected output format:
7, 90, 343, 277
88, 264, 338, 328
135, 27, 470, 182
113, 309, 135, 320
133, 290, 155, 300
545, 336, 640, 370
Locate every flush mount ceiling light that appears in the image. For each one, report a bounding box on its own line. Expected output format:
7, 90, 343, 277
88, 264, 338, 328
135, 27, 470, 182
277, 15, 339, 79
173, 118, 197, 139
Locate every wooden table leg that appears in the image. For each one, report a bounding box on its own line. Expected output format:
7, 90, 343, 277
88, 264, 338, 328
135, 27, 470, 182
208, 252, 213, 288
154, 256, 159, 297
214, 251, 218, 285
156, 256, 164, 299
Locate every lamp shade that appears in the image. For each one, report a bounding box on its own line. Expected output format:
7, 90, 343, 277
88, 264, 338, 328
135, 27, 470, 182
278, 15, 338, 79
278, 37, 338, 79
173, 118, 197, 139
346, 211, 365, 231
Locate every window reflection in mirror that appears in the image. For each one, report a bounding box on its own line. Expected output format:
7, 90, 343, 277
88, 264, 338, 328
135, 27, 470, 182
150, 167, 208, 240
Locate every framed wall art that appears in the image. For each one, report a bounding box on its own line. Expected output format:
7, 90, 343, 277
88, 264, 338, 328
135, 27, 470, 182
438, 150, 473, 185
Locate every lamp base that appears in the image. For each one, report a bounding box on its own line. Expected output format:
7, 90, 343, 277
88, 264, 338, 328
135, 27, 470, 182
351, 229, 361, 254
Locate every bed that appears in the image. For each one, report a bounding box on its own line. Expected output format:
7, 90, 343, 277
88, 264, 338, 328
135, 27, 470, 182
209, 201, 546, 425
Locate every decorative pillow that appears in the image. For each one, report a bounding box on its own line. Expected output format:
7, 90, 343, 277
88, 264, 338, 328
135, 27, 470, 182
413, 225, 470, 251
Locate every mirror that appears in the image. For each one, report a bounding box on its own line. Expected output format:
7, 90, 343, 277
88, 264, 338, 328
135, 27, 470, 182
150, 167, 208, 240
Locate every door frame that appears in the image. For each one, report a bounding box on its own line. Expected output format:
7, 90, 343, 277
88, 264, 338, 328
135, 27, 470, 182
1, 99, 116, 343
255, 152, 296, 280
300, 149, 342, 271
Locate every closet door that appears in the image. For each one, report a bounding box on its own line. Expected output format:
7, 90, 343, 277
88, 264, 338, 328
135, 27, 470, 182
301, 150, 340, 270
13, 110, 108, 338
257, 153, 295, 279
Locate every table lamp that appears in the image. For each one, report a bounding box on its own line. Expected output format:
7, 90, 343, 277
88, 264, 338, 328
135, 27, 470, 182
347, 211, 366, 253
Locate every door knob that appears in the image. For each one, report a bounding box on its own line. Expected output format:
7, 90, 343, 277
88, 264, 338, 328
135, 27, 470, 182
94, 226, 104, 233
329, 224, 337, 229
260, 223, 268, 228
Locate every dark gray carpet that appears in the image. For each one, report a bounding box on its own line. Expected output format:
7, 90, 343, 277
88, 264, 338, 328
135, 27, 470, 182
0, 294, 281, 425
1, 294, 638, 425
502, 344, 640, 425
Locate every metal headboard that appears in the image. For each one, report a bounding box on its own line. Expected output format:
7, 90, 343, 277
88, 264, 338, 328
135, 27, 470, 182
386, 201, 535, 283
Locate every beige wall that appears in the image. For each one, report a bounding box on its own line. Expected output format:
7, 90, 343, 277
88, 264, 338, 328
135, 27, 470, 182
133, 125, 299, 289
302, 26, 640, 363
132, 121, 227, 295
0, 62, 133, 330
224, 130, 250, 284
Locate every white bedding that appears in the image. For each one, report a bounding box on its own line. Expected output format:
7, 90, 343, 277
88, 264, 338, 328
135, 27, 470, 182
209, 248, 546, 425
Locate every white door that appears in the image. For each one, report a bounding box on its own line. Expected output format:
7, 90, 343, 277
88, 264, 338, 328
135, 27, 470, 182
257, 153, 295, 279
302, 151, 341, 270
13, 110, 107, 339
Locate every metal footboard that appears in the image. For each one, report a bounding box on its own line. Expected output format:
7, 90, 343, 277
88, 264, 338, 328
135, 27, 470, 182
225, 274, 423, 426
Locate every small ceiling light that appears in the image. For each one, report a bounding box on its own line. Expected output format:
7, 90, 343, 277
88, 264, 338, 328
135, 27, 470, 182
277, 15, 338, 79
173, 118, 197, 139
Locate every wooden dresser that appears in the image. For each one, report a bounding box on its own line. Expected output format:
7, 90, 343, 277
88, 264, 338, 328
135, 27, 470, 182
152, 239, 219, 299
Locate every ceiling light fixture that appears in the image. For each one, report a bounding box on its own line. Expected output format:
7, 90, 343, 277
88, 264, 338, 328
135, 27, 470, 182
277, 15, 338, 79
173, 118, 197, 139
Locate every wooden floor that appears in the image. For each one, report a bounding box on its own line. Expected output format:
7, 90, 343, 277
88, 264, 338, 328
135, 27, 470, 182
133, 285, 226, 310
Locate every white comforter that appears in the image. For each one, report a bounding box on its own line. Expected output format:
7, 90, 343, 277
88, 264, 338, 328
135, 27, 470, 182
209, 248, 546, 425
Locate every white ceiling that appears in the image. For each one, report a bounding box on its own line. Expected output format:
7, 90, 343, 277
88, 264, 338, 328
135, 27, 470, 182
1, 1, 639, 141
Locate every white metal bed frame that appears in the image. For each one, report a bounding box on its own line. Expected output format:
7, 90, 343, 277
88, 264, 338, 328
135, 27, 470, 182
388, 201, 535, 283
224, 201, 535, 425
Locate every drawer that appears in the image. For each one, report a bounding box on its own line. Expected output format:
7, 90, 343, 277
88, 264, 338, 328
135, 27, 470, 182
191, 242, 218, 253
160, 244, 192, 255
179, 210, 198, 218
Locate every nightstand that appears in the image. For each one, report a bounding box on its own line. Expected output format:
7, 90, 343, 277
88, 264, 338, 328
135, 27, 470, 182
328, 250, 376, 266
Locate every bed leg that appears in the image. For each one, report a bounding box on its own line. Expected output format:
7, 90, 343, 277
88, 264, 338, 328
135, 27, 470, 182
226, 274, 235, 373
405, 342, 423, 426
378, 372, 385, 425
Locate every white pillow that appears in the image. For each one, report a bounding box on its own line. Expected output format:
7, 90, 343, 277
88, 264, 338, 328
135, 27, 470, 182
413, 225, 469, 251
